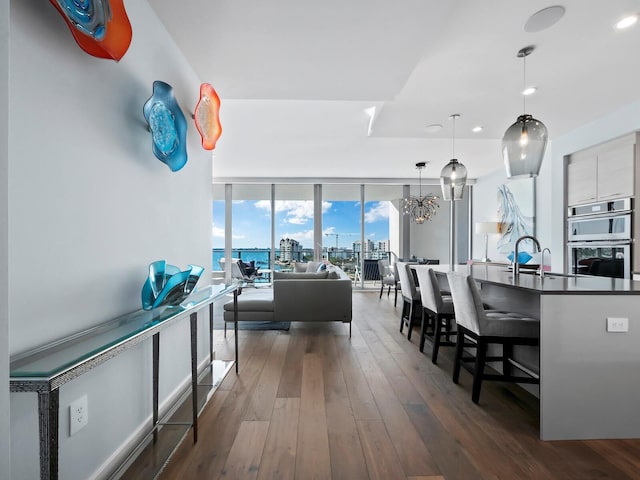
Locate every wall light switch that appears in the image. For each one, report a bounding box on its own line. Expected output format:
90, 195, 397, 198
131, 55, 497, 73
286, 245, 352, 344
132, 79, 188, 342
606, 317, 629, 333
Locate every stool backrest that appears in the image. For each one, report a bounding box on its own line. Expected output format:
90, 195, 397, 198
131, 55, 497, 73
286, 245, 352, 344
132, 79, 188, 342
415, 267, 445, 314
396, 262, 419, 301
378, 259, 391, 279
446, 272, 486, 335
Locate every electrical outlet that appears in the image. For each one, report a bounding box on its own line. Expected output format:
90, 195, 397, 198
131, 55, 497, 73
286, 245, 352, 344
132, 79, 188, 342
69, 395, 88, 436
606, 317, 629, 333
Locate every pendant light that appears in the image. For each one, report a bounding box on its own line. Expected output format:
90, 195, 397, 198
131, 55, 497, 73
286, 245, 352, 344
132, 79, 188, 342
502, 45, 548, 179
440, 114, 467, 201
440, 114, 467, 270
403, 162, 439, 224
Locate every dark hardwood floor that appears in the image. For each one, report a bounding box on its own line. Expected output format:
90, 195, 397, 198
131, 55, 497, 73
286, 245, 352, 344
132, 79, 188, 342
150, 291, 640, 480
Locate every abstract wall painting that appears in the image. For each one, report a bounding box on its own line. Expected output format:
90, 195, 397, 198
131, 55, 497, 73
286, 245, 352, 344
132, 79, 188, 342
50, 0, 132, 61
143, 81, 189, 172
497, 177, 535, 254
194, 83, 222, 150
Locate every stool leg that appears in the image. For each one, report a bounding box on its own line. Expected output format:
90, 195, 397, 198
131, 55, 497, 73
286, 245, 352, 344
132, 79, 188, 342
503, 342, 513, 377
407, 302, 414, 340
419, 309, 427, 352
453, 330, 464, 384
472, 339, 488, 404
432, 315, 442, 365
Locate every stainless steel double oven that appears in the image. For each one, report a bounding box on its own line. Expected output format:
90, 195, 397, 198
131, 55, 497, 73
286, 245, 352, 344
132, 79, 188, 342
567, 198, 632, 278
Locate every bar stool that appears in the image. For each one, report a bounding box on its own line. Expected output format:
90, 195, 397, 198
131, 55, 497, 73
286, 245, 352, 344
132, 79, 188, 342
446, 272, 540, 404
414, 267, 456, 364
396, 261, 421, 340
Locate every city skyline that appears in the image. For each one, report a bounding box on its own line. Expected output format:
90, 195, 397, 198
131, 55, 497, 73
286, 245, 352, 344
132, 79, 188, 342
212, 200, 392, 249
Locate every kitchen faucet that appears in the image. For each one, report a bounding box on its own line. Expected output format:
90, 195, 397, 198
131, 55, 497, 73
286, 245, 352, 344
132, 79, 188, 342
539, 248, 551, 278
513, 235, 541, 276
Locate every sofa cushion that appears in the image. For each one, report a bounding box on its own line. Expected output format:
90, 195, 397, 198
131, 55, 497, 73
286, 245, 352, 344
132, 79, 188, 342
274, 271, 329, 279
223, 297, 274, 312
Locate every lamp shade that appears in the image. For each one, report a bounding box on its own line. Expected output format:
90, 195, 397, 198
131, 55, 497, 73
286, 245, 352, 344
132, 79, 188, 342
440, 158, 467, 201
502, 114, 548, 178
475, 221, 501, 235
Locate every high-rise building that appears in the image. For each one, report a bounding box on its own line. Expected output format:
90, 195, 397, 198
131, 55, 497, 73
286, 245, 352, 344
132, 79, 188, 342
279, 237, 303, 262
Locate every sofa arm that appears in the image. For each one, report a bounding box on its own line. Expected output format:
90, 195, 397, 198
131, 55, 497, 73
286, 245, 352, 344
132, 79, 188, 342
273, 279, 352, 322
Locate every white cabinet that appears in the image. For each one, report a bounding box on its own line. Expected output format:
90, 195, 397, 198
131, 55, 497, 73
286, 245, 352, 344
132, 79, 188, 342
597, 144, 635, 200
567, 155, 597, 206
566, 134, 636, 207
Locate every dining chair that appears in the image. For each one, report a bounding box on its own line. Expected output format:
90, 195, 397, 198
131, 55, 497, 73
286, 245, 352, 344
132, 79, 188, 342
377, 259, 396, 299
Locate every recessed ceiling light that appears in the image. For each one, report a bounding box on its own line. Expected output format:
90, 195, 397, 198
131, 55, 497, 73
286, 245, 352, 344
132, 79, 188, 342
616, 14, 638, 30
472, 126, 483, 133
522, 86, 537, 96
424, 123, 443, 133
524, 6, 566, 33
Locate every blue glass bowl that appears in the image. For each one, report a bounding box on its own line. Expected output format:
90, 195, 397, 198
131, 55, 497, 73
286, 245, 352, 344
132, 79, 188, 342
141, 261, 204, 310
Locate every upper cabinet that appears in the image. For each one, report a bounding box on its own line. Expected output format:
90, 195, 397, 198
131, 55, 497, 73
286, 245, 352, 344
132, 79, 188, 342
567, 133, 637, 207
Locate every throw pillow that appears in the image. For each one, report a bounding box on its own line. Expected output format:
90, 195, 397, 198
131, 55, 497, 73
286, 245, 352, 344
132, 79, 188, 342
317, 262, 327, 272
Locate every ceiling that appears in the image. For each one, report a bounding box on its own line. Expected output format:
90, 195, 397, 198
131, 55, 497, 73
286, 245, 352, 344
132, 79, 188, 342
149, 0, 640, 181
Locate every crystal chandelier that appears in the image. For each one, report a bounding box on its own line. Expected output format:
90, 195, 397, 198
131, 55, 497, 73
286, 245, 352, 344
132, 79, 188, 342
502, 45, 548, 178
403, 162, 439, 224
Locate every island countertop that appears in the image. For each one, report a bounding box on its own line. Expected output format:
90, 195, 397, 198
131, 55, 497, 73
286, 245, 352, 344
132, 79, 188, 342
420, 264, 640, 295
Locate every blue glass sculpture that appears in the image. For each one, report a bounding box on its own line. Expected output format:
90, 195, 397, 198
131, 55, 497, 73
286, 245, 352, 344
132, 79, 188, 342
143, 81, 188, 172
141, 261, 204, 310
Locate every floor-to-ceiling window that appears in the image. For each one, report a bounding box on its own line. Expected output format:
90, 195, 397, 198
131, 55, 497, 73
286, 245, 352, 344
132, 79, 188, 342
274, 185, 314, 270
321, 185, 361, 282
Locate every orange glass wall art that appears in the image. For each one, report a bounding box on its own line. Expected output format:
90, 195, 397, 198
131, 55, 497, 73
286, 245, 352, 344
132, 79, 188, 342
50, 0, 132, 61
194, 83, 223, 150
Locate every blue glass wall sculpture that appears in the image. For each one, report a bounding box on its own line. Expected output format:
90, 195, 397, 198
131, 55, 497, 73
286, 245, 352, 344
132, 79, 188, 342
141, 261, 204, 310
143, 81, 188, 172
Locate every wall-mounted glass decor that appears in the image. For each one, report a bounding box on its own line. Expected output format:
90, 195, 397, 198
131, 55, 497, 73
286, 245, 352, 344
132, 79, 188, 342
49, 0, 132, 61
141, 260, 204, 310
143, 81, 189, 172
194, 83, 222, 150
497, 177, 535, 254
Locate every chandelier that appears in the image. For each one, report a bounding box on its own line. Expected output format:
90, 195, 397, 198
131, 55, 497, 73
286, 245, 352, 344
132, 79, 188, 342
403, 162, 439, 224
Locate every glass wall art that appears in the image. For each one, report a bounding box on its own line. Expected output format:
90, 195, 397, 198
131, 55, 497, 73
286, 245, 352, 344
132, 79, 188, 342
497, 177, 535, 254
143, 81, 189, 172
49, 0, 132, 61
141, 260, 204, 310
194, 83, 223, 150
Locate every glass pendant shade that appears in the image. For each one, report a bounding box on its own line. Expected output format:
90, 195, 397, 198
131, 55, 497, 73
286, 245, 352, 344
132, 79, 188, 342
502, 114, 548, 178
440, 158, 467, 201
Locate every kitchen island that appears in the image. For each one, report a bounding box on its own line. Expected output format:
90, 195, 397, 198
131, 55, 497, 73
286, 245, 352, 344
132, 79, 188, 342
418, 264, 640, 441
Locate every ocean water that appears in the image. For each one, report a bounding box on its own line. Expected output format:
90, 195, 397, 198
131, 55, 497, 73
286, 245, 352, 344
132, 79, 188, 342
212, 249, 272, 271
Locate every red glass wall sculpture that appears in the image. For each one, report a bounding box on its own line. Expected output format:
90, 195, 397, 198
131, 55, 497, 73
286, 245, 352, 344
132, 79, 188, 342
50, 0, 132, 61
194, 83, 223, 150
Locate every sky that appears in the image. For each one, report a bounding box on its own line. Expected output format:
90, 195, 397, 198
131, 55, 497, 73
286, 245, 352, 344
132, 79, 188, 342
212, 200, 391, 249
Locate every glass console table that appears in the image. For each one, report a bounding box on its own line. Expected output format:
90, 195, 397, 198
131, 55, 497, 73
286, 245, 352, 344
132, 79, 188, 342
10, 282, 243, 480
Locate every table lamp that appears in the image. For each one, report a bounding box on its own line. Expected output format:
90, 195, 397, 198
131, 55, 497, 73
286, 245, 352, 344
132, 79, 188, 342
475, 222, 501, 262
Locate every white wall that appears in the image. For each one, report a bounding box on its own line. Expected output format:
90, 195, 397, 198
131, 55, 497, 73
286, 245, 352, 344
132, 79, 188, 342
1, 0, 10, 476
9, 1, 213, 478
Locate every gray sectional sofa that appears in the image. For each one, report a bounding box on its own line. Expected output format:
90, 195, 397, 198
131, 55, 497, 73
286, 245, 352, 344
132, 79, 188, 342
222, 262, 352, 326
